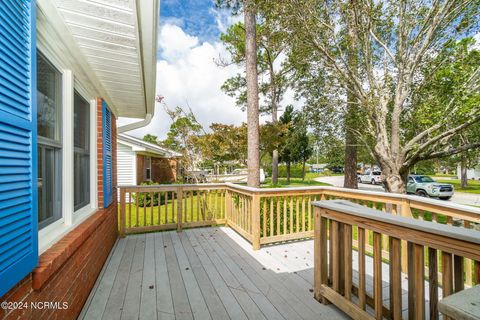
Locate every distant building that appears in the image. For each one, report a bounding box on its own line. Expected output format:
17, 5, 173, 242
117, 134, 182, 186
457, 164, 480, 180
310, 163, 328, 173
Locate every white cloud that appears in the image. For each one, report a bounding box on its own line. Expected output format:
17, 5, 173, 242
118, 23, 302, 140
119, 24, 245, 140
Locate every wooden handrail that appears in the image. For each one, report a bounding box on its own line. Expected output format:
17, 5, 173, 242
312, 200, 480, 320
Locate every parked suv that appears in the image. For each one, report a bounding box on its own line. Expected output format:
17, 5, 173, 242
358, 170, 384, 185
406, 175, 454, 200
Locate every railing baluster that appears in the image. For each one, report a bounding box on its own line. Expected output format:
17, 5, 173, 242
302, 196, 306, 232
289, 197, 294, 234
389, 236, 402, 320
262, 198, 267, 238
413, 243, 425, 320
296, 197, 300, 233
373, 232, 382, 319
276, 198, 281, 236
358, 227, 366, 310
270, 198, 274, 237
283, 197, 287, 235
150, 192, 154, 226
343, 224, 352, 301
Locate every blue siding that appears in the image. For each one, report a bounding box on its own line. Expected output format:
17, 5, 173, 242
102, 101, 113, 207
0, 0, 38, 297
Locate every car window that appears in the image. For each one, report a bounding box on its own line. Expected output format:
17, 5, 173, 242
414, 176, 435, 183
372, 172, 381, 175
408, 177, 415, 183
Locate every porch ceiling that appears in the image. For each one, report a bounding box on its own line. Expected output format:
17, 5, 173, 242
52, 0, 158, 119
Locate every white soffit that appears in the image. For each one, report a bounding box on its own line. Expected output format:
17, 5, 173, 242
52, 0, 157, 118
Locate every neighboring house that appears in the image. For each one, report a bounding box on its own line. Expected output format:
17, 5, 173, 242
117, 133, 181, 186
457, 163, 480, 180
310, 163, 328, 173
0, 1, 159, 319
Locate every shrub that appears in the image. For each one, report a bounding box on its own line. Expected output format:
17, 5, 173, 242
133, 181, 163, 207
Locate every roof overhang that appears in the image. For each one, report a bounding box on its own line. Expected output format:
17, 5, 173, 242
38, 0, 159, 119
118, 133, 182, 158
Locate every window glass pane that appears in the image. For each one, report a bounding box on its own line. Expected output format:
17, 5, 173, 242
37, 52, 62, 230
74, 91, 90, 211
37, 53, 61, 141
38, 146, 62, 229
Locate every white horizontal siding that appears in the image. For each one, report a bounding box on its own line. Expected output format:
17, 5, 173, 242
117, 142, 136, 202
117, 143, 136, 186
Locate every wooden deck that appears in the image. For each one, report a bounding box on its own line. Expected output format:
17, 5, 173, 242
79, 227, 347, 320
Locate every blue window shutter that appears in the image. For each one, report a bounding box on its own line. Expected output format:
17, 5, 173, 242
102, 101, 113, 207
0, 1, 38, 297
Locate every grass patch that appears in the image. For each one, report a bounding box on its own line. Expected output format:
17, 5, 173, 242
262, 172, 331, 188
436, 179, 480, 194
119, 193, 225, 230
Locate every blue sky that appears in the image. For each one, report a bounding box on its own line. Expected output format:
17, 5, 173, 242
160, 0, 230, 43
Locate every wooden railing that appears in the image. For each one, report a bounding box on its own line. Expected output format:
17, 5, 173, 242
118, 183, 480, 286
312, 200, 480, 320
118, 184, 226, 235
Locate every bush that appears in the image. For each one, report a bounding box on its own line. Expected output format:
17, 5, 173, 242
278, 164, 305, 178
133, 181, 164, 206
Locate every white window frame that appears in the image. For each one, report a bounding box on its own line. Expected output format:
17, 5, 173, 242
37, 47, 98, 254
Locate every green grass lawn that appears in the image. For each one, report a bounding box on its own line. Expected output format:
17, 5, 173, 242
436, 179, 480, 194
262, 172, 331, 188
120, 193, 225, 230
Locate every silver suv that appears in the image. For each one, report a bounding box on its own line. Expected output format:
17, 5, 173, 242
406, 175, 454, 200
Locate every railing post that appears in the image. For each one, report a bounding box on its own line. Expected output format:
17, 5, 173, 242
119, 188, 126, 237
225, 189, 232, 226
252, 193, 261, 250
177, 187, 183, 232
401, 198, 412, 273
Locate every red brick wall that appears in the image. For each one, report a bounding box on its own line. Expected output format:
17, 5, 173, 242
0, 98, 118, 320
0, 205, 117, 320
136, 154, 177, 184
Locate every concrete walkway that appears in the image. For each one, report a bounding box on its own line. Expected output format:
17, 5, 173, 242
315, 175, 480, 206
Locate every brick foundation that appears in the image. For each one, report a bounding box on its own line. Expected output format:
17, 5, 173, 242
0, 203, 117, 320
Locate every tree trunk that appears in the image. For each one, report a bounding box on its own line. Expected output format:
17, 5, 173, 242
244, 0, 260, 188
344, 110, 358, 189
343, 0, 358, 189
286, 161, 291, 184
461, 157, 468, 188
272, 149, 279, 184
302, 160, 306, 181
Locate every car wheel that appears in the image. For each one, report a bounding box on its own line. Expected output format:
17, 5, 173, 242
357, 177, 361, 183
371, 179, 376, 185
439, 196, 452, 200
416, 190, 428, 197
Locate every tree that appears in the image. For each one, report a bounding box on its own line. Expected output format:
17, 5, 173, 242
269, 0, 480, 193
277, 105, 312, 183
244, 0, 261, 187
220, 19, 290, 185
197, 123, 248, 166
161, 107, 204, 182
143, 134, 158, 145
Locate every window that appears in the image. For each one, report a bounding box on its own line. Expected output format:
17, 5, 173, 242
74, 91, 90, 211
37, 53, 62, 230
145, 156, 152, 180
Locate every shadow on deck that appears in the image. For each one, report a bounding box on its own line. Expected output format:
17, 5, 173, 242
79, 227, 347, 320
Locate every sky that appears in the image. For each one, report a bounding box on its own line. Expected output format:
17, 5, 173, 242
117, 0, 248, 140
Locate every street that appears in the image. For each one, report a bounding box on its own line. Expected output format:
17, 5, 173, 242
315, 175, 480, 207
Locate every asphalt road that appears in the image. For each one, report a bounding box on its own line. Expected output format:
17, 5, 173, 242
314, 175, 480, 207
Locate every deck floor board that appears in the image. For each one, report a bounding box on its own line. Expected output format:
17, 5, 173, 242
80, 227, 348, 320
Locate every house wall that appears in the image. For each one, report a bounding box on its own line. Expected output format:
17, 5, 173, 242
0, 100, 118, 320
136, 154, 177, 184
117, 143, 137, 186
456, 164, 480, 180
